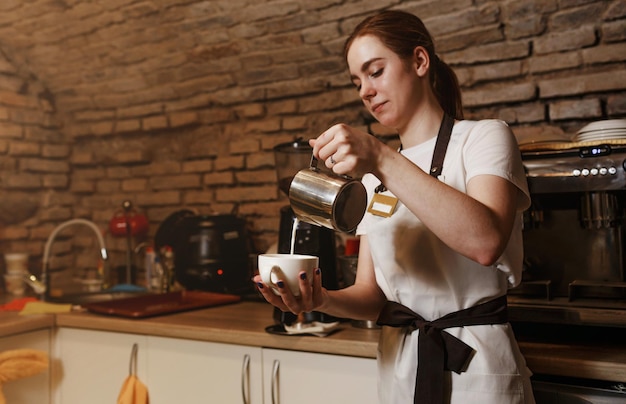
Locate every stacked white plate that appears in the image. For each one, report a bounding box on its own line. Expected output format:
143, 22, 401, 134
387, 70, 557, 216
574, 119, 626, 142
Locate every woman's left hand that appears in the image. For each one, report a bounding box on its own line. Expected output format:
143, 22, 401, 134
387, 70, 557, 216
252, 267, 326, 315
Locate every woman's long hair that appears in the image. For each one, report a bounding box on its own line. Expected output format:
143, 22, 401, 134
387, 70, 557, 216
344, 10, 463, 119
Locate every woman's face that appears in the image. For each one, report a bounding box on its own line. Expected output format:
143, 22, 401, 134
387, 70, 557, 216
347, 35, 423, 131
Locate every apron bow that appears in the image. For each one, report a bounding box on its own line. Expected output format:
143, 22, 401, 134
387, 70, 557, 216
376, 295, 508, 404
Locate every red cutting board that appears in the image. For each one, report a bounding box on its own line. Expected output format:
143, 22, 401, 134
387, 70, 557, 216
84, 290, 241, 318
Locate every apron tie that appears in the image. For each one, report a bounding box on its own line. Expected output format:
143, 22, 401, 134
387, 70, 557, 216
376, 295, 508, 404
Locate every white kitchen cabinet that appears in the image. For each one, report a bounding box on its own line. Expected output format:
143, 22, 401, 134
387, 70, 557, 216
262, 348, 377, 404
147, 336, 264, 404
53, 328, 377, 404
0, 328, 51, 404
148, 338, 377, 404
52, 328, 148, 404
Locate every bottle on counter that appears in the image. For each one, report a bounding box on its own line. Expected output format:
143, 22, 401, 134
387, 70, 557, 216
161, 246, 176, 292
144, 246, 162, 293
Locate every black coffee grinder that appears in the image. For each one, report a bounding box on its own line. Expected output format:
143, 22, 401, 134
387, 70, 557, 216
273, 139, 339, 325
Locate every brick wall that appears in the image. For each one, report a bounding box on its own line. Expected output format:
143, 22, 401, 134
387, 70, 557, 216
0, 0, 625, 275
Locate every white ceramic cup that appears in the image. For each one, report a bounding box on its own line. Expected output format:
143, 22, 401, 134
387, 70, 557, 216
258, 253, 318, 296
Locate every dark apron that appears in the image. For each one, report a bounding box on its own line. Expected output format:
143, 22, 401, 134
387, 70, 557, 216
376, 113, 509, 404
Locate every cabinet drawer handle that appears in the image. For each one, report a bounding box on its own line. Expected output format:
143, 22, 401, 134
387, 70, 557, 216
241, 354, 250, 404
271, 359, 280, 404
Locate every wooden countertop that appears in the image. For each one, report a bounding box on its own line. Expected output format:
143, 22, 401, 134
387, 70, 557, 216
56, 301, 381, 358
5, 300, 626, 383
513, 321, 626, 383
0, 312, 54, 337
520, 340, 626, 383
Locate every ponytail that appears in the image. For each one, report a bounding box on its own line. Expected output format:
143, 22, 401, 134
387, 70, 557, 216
431, 55, 464, 120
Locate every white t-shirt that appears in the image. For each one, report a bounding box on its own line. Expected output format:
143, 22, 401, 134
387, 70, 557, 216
357, 119, 535, 403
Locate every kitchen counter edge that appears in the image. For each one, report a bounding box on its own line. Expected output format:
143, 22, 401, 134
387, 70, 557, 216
4, 300, 626, 383
0, 312, 54, 337
55, 301, 380, 358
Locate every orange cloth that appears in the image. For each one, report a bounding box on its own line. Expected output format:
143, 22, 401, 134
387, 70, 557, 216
117, 374, 149, 404
0, 349, 49, 404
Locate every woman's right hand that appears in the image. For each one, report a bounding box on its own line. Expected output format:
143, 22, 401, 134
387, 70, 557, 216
309, 123, 386, 178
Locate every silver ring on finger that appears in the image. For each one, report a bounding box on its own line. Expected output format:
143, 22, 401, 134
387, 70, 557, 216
330, 155, 336, 165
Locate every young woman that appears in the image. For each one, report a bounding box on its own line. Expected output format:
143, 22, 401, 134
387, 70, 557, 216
254, 10, 535, 404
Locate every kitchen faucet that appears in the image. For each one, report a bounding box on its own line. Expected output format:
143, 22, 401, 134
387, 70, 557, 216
36, 218, 109, 300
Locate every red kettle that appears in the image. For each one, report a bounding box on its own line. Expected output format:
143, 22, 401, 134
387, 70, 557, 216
109, 200, 149, 237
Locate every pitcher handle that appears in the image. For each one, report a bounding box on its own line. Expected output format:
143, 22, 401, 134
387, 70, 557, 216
309, 154, 353, 179
309, 154, 319, 171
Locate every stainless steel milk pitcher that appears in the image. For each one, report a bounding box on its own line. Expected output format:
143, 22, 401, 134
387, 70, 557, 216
289, 156, 367, 233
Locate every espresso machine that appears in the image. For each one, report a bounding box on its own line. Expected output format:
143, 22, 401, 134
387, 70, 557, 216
510, 141, 626, 327
272, 139, 339, 325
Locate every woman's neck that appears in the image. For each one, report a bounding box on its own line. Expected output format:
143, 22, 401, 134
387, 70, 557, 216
398, 104, 445, 149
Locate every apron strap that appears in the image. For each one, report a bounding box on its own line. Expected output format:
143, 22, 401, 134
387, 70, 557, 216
374, 113, 454, 194
429, 113, 454, 178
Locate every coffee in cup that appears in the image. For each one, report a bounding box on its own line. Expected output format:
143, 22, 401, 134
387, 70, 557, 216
258, 253, 318, 296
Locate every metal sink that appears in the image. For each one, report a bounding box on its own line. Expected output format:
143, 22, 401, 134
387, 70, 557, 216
46, 291, 148, 305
